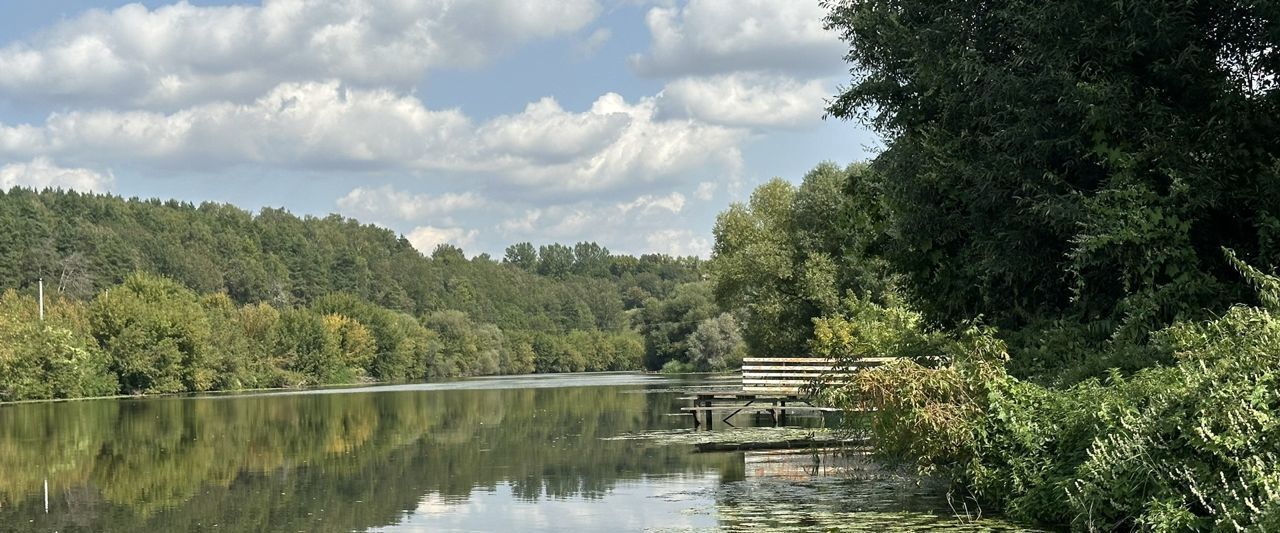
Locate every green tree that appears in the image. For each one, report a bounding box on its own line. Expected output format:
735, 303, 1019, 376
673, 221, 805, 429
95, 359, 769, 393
0, 291, 116, 401
89, 273, 214, 394
686, 313, 746, 372
273, 308, 343, 384
572, 242, 611, 277
635, 282, 717, 369
824, 0, 1280, 344
709, 163, 889, 356
537, 244, 574, 279
503, 242, 538, 272
422, 310, 503, 378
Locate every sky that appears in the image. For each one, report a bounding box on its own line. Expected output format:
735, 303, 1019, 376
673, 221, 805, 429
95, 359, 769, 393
0, 0, 881, 258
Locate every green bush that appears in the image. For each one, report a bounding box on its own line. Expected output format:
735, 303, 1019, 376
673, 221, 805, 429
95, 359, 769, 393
273, 308, 345, 384
0, 321, 117, 401
659, 359, 694, 374
1066, 306, 1280, 530
821, 274, 1280, 529
89, 273, 214, 394
0, 290, 116, 400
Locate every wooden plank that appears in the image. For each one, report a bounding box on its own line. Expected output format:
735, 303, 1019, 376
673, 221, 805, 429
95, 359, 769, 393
680, 406, 844, 412
848, 357, 899, 364
741, 365, 836, 371
743, 379, 827, 385
742, 357, 900, 364
743, 372, 853, 379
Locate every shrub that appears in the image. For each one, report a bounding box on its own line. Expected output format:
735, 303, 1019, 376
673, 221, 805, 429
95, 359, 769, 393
818, 255, 1280, 529
89, 273, 214, 394
273, 308, 343, 384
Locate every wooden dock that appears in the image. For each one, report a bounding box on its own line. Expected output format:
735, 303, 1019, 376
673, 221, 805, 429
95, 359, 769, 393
680, 357, 892, 429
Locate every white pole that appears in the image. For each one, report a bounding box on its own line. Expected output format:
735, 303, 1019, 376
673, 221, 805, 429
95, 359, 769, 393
38, 277, 44, 321
43, 478, 48, 513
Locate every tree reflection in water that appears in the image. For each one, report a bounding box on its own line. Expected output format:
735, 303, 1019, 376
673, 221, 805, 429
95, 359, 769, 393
0, 374, 740, 532
0, 374, 1034, 532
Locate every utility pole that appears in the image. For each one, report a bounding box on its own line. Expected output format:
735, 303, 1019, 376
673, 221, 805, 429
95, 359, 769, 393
38, 277, 44, 321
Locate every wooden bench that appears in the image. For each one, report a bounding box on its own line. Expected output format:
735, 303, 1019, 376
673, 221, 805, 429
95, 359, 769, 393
681, 357, 897, 429
741, 357, 896, 394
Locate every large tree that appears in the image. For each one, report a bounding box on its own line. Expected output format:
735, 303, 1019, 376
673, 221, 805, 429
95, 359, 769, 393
709, 162, 889, 356
824, 0, 1280, 337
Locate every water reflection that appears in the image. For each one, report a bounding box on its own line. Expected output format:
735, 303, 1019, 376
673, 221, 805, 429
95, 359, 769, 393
0, 374, 1035, 532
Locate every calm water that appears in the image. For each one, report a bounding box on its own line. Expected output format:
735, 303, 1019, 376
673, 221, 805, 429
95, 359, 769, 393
0, 373, 1037, 532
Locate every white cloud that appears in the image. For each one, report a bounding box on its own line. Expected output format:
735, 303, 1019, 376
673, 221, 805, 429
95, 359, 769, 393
0, 83, 745, 196
645, 229, 711, 257
575, 28, 612, 58
337, 185, 483, 222
630, 0, 844, 78
694, 181, 717, 201
0, 157, 112, 191
618, 192, 686, 214
407, 225, 479, 255
0, 0, 602, 109
0, 80, 471, 170
476, 92, 746, 192
478, 96, 632, 164
496, 191, 708, 256
506, 193, 684, 238
659, 73, 829, 128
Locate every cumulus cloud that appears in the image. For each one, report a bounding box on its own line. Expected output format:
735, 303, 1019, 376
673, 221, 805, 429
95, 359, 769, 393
659, 73, 829, 128
477, 92, 745, 192
337, 185, 484, 222
0, 82, 745, 195
495, 191, 712, 256
478, 96, 632, 164
407, 225, 479, 255
0, 0, 601, 109
504, 193, 684, 238
645, 229, 711, 257
0, 157, 111, 191
0, 81, 470, 170
630, 0, 844, 78
618, 192, 686, 214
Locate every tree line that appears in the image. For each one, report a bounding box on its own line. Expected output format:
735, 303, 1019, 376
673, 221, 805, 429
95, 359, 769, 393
0, 188, 744, 401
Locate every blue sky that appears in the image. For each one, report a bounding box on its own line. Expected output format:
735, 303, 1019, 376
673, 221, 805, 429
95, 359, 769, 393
0, 0, 880, 257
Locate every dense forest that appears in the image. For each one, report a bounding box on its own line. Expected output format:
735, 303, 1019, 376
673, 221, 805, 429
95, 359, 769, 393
703, 0, 1279, 530
0, 188, 745, 401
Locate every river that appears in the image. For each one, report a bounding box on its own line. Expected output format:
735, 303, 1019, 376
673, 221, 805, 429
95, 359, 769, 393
0, 373, 1038, 532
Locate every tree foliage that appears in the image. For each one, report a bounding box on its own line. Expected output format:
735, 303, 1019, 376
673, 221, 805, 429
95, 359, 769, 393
756, 1, 1280, 528
89, 273, 214, 394
822, 0, 1280, 340
0, 189, 705, 401
685, 313, 747, 372
709, 162, 891, 356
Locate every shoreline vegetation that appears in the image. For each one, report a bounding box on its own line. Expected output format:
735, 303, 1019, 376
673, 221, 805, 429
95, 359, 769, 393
0, 370, 681, 406
691, 1, 1279, 530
